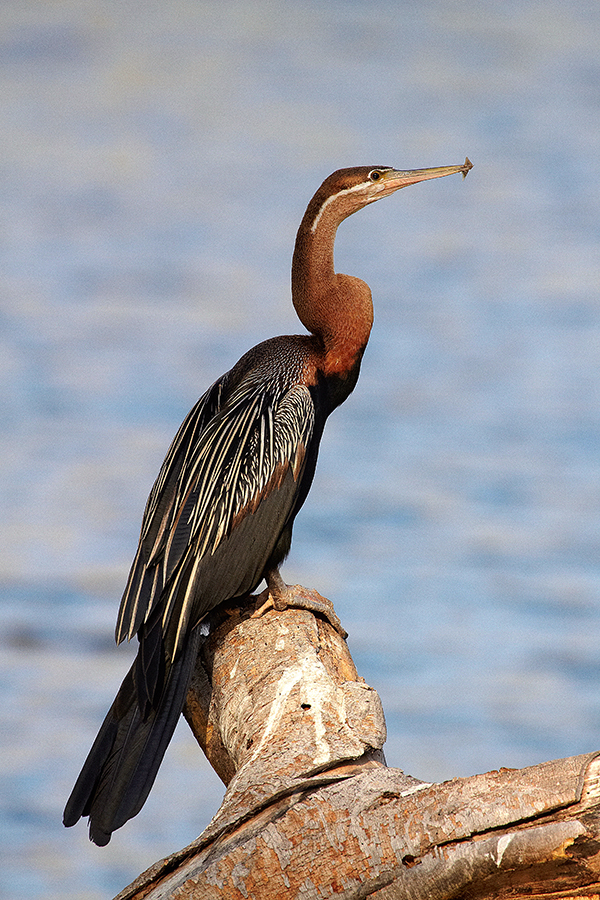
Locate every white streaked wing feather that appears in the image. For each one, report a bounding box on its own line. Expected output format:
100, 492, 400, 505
116, 374, 315, 652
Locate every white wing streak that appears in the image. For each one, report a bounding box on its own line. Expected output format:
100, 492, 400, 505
116, 375, 315, 658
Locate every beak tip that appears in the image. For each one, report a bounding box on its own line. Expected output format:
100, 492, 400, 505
462, 157, 473, 179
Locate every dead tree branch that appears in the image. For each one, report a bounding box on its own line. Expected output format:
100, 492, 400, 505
114, 591, 600, 900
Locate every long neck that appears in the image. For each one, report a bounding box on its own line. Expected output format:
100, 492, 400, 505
291, 192, 374, 377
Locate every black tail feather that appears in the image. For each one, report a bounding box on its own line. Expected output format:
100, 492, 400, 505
63, 627, 202, 846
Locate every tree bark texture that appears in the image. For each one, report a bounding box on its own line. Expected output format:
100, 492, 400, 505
114, 589, 600, 900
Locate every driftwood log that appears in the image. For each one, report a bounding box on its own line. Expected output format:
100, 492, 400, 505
115, 587, 600, 900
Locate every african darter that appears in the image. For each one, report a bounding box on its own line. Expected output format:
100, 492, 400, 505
64, 158, 472, 845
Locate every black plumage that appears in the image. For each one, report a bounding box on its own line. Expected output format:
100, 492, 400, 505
63, 335, 354, 845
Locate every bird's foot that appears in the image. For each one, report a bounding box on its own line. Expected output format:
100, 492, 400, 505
252, 571, 347, 639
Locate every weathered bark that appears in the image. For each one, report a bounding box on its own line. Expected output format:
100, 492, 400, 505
114, 589, 600, 900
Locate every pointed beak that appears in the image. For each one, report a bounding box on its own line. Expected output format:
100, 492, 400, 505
381, 157, 473, 193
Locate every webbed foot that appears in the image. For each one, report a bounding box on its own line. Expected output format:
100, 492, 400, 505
251, 568, 347, 639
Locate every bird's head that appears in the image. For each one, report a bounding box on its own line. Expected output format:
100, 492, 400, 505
307, 158, 473, 233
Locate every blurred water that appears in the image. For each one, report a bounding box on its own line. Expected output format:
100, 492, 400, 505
1, 1, 600, 897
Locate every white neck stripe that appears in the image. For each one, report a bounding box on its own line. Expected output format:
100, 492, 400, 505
309, 180, 378, 234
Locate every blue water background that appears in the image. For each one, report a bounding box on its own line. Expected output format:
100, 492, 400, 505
1, 1, 600, 896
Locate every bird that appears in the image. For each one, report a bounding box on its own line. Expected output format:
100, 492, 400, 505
63, 157, 472, 846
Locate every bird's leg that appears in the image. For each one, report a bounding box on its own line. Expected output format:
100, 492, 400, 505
251, 567, 347, 639
265, 567, 292, 611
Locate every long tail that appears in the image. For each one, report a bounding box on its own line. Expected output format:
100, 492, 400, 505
63, 627, 202, 846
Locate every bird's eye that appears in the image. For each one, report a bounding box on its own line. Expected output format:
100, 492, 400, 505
369, 170, 382, 182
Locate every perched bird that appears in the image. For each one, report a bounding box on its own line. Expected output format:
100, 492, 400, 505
64, 158, 472, 845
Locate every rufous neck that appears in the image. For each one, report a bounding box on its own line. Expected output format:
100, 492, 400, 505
291, 202, 336, 333
291, 196, 373, 372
